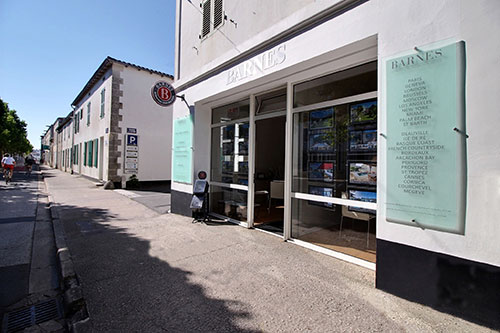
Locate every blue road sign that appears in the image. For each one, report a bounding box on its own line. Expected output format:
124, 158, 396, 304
127, 134, 138, 146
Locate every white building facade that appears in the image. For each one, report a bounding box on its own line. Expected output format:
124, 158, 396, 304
56, 112, 73, 173
70, 57, 174, 187
171, 0, 500, 328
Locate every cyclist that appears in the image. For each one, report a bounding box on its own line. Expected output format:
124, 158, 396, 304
1, 153, 16, 184
24, 153, 35, 176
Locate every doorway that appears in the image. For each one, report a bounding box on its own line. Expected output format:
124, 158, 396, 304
253, 114, 286, 234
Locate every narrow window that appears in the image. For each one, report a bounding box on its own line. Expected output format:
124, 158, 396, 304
201, 0, 211, 38
100, 89, 105, 118
87, 102, 91, 126
213, 0, 223, 29
201, 0, 223, 39
84, 142, 87, 166
88, 140, 93, 166
94, 139, 98, 168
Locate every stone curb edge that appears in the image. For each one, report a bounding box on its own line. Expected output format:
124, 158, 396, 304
42, 171, 91, 332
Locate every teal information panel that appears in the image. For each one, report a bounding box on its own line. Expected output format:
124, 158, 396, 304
172, 115, 193, 184
386, 41, 467, 234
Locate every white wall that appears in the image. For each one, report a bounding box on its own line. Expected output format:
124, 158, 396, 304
73, 68, 113, 181
376, 0, 500, 267
60, 119, 73, 172
175, 0, 343, 82
174, 0, 500, 267
118, 64, 173, 182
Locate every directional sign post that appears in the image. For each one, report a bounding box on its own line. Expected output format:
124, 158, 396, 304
124, 133, 139, 174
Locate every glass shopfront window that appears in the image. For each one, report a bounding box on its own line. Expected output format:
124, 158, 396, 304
291, 62, 377, 262
212, 100, 249, 124
210, 185, 248, 221
210, 100, 250, 222
211, 122, 249, 185
293, 61, 377, 108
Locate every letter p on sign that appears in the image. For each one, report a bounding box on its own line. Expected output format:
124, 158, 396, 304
127, 134, 138, 146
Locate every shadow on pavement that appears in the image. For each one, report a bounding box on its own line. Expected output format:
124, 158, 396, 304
55, 204, 258, 332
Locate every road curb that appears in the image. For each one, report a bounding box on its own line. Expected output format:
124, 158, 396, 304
42, 170, 91, 332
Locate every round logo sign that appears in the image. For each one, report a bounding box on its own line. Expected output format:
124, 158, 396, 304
151, 81, 176, 106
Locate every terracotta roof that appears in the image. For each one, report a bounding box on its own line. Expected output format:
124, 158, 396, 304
71, 56, 173, 107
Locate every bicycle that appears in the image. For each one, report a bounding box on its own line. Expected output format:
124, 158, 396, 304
25, 164, 32, 176
3, 167, 13, 184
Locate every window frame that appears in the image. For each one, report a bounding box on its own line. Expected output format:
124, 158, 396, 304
87, 102, 91, 126
94, 139, 98, 168
100, 88, 105, 119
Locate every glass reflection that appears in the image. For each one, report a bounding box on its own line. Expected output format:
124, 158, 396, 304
210, 185, 248, 221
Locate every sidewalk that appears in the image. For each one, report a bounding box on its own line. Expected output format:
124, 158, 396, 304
43, 168, 494, 332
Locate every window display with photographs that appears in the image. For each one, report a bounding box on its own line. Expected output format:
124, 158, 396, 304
309, 129, 335, 152
348, 189, 376, 214
310, 108, 334, 129
308, 185, 335, 209
291, 63, 378, 260
309, 162, 334, 182
350, 100, 377, 124
348, 161, 377, 186
349, 129, 377, 152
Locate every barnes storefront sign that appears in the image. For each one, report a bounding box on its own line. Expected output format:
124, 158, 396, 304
385, 41, 467, 234
172, 115, 193, 184
227, 44, 286, 85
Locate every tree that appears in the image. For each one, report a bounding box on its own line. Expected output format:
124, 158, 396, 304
0, 98, 33, 156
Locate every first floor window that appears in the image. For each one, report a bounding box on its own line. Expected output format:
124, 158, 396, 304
87, 102, 91, 125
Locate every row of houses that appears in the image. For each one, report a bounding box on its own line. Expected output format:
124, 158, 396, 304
41, 57, 174, 188
42, 0, 500, 329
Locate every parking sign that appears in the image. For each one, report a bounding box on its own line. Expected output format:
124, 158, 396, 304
127, 134, 138, 146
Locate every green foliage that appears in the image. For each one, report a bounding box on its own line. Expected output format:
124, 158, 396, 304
0, 98, 33, 156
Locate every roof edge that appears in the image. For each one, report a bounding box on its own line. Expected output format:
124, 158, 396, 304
71, 56, 173, 107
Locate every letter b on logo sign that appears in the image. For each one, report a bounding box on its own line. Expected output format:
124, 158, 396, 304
158, 87, 171, 101
127, 134, 138, 146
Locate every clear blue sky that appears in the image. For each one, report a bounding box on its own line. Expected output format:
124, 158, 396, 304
0, 0, 176, 149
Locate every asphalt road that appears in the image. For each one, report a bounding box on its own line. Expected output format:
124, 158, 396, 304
43, 167, 494, 332
0, 168, 59, 326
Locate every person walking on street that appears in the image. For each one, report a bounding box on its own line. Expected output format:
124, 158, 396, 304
1, 153, 16, 184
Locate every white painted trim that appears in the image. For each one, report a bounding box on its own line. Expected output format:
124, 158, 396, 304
211, 117, 250, 128
211, 181, 249, 191
209, 212, 248, 227
254, 227, 284, 239
293, 192, 377, 210
254, 110, 287, 122
292, 91, 377, 114
287, 238, 375, 271
247, 94, 256, 228
283, 81, 293, 240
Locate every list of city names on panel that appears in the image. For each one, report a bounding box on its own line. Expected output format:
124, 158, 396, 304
390, 77, 444, 196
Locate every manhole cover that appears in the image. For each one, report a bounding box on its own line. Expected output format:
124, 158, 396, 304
2, 298, 63, 332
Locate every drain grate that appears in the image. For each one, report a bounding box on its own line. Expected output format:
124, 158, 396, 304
2, 298, 63, 332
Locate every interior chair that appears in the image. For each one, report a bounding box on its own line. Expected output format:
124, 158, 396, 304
339, 192, 372, 248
